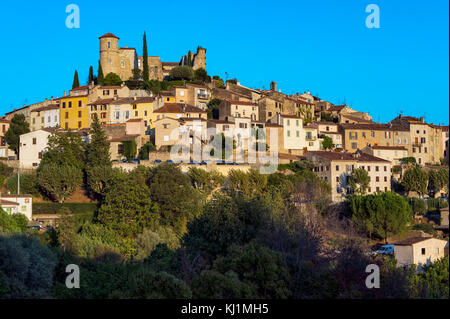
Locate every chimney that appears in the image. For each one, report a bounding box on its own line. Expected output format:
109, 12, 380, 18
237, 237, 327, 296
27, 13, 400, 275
64, 91, 67, 97
420, 116, 424, 123
51, 96, 53, 101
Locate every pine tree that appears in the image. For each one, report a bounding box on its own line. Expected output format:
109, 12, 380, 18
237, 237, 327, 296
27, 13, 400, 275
142, 32, 149, 82
86, 113, 111, 166
88, 66, 94, 84
72, 70, 80, 89
98, 61, 104, 85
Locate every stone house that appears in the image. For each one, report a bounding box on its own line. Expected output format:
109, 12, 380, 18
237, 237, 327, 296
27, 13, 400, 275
306, 150, 392, 202
394, 237, 448, 269
19, 129, 54, 169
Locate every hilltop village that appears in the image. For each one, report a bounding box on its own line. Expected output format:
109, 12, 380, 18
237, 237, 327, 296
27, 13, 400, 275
0, 32, 448, 299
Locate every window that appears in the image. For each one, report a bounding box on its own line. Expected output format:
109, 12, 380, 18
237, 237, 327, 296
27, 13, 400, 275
349, 132, 358, 140
32, 138, 36, 145
78, 111, 82, 118
163, 135, 169, 142
296, 131, 299, 137
118, 144, 124, 154
376, 176, 379, 182
180, 90, 185, 97
78, 100, 82, 107
107, 42, 111, 48
121, 60, 124, 67
38, 152, 42, 159
114, 90, 118, 95
68, 101, 72, 108
351, 142, 357, 149
65, 112, 69, 119
371, 131, 375, 137
336, 177, 340, 183
375, 166, 379, 172
384, 176, 387, 182
362, 132, 366, 138
296, 120, 299, 126
144, 111, 148, 116
384, 166, 387, 171
336, 165, 339, 171
287, 130, 290, 137
78, 121, 82, 128
421, 248, 426, 255
62, 102, 66, 108
135, 111, 138, 117
367, 166, 371, 172
287, 119, 290, 125
21, 206, 27, 212
268, 112, 272, 117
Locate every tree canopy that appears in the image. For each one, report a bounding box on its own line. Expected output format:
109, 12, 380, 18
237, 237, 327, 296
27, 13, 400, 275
4, 114, 30, 154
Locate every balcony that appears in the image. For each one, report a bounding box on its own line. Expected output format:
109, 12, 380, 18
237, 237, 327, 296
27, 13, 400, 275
197, 93, 210, 99
412, 142, 422, 148
305, 135, 317, 141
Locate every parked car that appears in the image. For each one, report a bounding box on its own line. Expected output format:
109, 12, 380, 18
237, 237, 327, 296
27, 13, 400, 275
166, 160, 174, 163
112, 160, 119, 163
374, 244, 394, 255
154, 159, 162, 164
132, 158, 140, 164
121, 158, 128, 163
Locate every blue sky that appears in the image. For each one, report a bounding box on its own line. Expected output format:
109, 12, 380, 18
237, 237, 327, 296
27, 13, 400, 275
0, 0, 448, 124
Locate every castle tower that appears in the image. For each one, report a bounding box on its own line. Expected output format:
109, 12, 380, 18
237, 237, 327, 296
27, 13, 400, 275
99, 33, 121, 78
270, 81, 277, 92
193, 46, 206, 70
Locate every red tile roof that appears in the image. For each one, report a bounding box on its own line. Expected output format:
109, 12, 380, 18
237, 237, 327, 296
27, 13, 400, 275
394, 237, 436, 246
371, 145, 408, 151
71, 85, 89, 92
154, 103, 206, 114
308, 151, 390, 163
226, 99, 257, 106
99, 33, 119, 39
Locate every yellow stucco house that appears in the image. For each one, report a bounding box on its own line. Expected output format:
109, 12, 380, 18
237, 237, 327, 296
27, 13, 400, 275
58, 86, 90, 129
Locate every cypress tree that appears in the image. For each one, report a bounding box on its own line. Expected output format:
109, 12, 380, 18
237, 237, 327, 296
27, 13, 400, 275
72, 70, 80, 89
98, 61, 104, 85
88, 66, 94, 84
142, 32, 149, 81
187, 50, 192, 67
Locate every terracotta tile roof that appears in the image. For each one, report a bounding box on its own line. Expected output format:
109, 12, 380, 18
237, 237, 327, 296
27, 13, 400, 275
154, 103, 206, 114
340, 123, 408, 132
88, 98, 116, 106
1, 194, 33, 198
111, 97, 155, 104
394, 237, 436, 246
281, 114, 302, 119
371, 145, 408, 151
161, 91, 175, 97
0, 118, 10, 123
341, 113, 373, 123
31, 104, 60, 112
126, 118, 143, 122
226, 99, 257, 106
308, 151, 390, 163
162, 62, 179, 66
328, 105, 346, 112
99, 33, 119, 39
98, 85, 123, 89
120, 47, 136, 50
179, 117, 208, 122
58, 94, 88, 100
71, 85, 89, 92
0, 199, 19, 206
107, 134, 140, 142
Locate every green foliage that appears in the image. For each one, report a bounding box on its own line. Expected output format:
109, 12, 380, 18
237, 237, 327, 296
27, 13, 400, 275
86, 114, 111, 166
6, 172, 40, 197
320, 135, 334, 150
37, 164, 83, 203
426, 198, 449, 211
0, 162, 14, 187
191, 269, 255, 298
348, 168, 370, 195
135, 226, 180, 261
169, 66, 194, 81
72, 70, 80, 89
88, 65, 94, 84
206, 98, 221, 119
187, 50, 192, 67
187, 167, 224, 195
182, 195, 271, 262
0, 234, 57, 298
277, 159, 314, 173
402, 166, 428, 196
400, 157, 417, 165
0, 209, 28, 233
193, 68, 208, 83
113, 267, 192, 299
320, 111, 337, 122
142, 32, 149, 81
41, 131, 86, 169
97, 61, 104, 85
414, 257, 449, 298
149, 164, 202, 234
212, 75, 225, 88
4, 114, 30, 154
349, 192, 413, 241
86, 165, 117, 199
212, 243, 291, 298
98, 172, 159, 237
412, 223, 436, 236
227, 169, 268, 199
122, 140, 137, 161
411, 198, 427, 215
33, 202, 98, 216
428, 168, 449, 196
138, 142, 156, 160
103, 72, 123, 86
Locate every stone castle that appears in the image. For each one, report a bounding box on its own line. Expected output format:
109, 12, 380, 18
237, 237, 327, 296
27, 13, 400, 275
99, 33, 206, 81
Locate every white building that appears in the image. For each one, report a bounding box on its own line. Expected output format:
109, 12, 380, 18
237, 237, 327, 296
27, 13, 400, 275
281, 115, 322, 154
0, 194, 33, 220
30, 104, 60, 131
19, 129, 53, 169
394, 237, 448, 269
